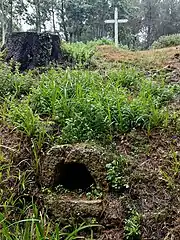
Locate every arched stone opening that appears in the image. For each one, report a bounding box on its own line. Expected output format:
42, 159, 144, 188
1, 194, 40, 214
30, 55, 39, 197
53, 162, 95, 191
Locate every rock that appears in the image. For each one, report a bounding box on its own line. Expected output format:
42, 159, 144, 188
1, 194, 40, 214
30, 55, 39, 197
43, 193, 124, 238
3, 32, 69, 71
174, 53, 180, 59
40, 143, 109, 191
44, 194, 103, 223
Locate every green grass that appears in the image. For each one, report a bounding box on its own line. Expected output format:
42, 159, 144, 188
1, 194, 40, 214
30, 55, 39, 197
1, 41, 180, 239
62, 39, 114, 67
0, 204, 99, 240
2, 66, 178, 144
125, 209, 141, 240
62, 42, 96, 67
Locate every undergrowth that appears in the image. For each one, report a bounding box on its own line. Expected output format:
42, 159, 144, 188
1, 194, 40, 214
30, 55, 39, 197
0, 203, 98, 240
152, 33, 180, 49
1, 41, 180, 239
2, 66, 178, 144
62, 42, 96, 67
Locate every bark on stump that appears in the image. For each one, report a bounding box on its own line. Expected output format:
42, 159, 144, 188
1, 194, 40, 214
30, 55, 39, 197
3, 32, 65, 71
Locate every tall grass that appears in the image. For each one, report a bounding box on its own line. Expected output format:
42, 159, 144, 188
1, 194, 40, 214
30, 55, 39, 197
62, 42, 96, 67
0, 63, 36, 102
3, 66, 177, 144
0, 204, 98, 240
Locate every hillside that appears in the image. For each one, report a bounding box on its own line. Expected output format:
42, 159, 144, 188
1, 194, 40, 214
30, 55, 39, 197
97, 45, 180, 70
0, 44, 180, 240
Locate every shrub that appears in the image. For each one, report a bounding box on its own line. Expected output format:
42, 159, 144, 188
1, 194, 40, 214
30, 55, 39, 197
0, 63, 36, 102
62, 42, 96, 66
152, 34, 180, 49
91, 38, 114, 46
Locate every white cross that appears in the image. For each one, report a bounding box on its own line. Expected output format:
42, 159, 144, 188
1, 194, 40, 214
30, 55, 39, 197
105, 7, 128, 47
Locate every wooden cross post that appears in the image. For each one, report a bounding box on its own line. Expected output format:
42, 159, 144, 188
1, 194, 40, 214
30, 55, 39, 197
105, 7, 128, 47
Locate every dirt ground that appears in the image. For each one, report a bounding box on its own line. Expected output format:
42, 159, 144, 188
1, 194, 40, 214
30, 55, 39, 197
116, 128, 180, 239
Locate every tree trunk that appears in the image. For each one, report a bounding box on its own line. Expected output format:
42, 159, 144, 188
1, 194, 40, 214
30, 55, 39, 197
51, 2, 56, 33
9, 0, 13, 34
35, 0, 41, 33
1, 0, 6, 46
4, 32, 64, 71
61, 0, 69, 41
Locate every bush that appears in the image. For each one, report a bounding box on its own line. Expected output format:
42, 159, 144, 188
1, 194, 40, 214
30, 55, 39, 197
0, 63, 36, 102
62, 42, 96, 66
152, 34, 180, 49
91, 38, 114, 46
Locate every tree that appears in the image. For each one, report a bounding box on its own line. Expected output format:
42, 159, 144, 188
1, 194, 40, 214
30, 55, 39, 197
0, 0, 24, 45
26, 0, 51, 33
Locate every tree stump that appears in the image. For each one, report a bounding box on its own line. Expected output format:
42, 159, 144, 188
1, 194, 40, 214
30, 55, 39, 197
3, 32, 67, 71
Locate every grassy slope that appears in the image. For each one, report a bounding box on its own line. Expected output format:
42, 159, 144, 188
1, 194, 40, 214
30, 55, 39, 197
97, 45, 180, 70
97, 45, 180, 239
0, 44, 180, 239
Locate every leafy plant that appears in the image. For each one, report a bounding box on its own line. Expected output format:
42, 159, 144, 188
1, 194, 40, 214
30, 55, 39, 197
106, 155, 127, 190
159, 146, 180, 190
86, 186, 103, 200
62, 42, 96, 67
5, 67, 176, 144
0, 204, 99, 240
7, 99, 41, 137
152, 34, 180, 49
0, 63, 36, 102
125, 209, 141, 240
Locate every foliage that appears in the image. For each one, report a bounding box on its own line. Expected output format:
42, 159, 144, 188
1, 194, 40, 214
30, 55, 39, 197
0, 204, 98, 239
106, 155, 127, 190
152, 34, 180, 49
92, 38, 114, 46
0, 63, 36, 102
125, 209, 141, 240
62, 42, 96, 66
2, 66, 177, 144
7, 99, 41, 137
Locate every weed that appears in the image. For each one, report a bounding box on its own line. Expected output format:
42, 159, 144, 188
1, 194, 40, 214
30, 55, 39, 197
62, 42, 96, 67
125, 209, 141, 240
86, 186, 103, 200
4, 66, 176, 144
0, 63, 35, 102
0, 204, 99, 239
8, 101, 40, 137
106, 155, 127, 191
159, 146, 180, 189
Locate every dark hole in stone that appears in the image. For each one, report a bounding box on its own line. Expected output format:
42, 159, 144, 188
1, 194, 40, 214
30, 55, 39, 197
54, 162, 95, 191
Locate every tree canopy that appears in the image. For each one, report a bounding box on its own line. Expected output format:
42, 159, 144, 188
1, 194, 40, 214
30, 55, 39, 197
1, 0, 180, 48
